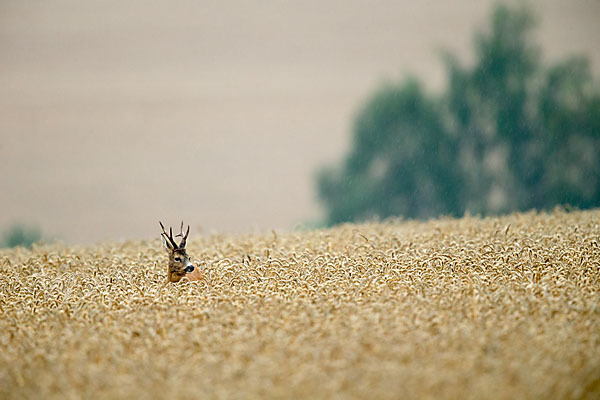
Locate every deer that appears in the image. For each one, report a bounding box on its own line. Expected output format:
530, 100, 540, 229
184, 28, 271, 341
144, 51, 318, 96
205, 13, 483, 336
159, 221, 201, 283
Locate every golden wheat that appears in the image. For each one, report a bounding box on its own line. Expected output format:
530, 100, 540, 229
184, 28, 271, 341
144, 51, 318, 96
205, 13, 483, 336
1, 209, 599, 399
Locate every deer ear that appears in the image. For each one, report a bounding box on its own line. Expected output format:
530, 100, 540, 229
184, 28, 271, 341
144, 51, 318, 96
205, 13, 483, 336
161, 234, 174, 252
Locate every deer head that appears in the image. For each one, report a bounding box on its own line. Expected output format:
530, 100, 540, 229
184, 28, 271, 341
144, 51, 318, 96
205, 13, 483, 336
159, 221, 195, 283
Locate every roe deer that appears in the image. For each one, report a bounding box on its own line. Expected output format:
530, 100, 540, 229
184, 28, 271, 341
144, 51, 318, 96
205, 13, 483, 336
159, 221, 200, 283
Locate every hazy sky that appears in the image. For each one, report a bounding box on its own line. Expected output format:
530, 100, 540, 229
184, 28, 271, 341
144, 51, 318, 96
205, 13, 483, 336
1, 0, 598, 243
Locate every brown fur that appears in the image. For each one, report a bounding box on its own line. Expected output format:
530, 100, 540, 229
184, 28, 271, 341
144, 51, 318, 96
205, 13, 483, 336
160, 221, 200, 283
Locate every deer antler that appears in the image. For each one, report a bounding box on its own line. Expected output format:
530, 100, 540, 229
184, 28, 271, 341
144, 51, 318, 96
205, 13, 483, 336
159, 221, 178, 249
177, 221, 190, 248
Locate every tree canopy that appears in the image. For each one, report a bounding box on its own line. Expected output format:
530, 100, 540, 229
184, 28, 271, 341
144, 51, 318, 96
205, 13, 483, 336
318, 4, 600, 225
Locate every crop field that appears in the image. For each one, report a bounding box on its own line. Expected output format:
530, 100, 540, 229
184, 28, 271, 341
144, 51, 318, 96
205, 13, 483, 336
1, 209, 599, 399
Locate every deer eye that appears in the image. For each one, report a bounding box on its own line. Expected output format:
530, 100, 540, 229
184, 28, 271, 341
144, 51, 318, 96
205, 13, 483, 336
174, 256, 182, 262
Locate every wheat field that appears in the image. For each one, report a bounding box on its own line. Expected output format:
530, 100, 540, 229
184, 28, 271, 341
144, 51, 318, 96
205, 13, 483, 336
1, 209, 599, 399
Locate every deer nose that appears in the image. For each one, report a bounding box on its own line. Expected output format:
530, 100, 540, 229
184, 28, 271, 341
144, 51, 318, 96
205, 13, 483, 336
184, 265, 195, 273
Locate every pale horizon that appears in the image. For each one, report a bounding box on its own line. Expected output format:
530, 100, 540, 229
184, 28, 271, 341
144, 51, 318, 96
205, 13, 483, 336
1, 0, 599, 244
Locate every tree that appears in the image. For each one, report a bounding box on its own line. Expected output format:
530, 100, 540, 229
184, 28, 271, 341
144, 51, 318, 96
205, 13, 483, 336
1, 224, 42, 249
317, 4, 600, 225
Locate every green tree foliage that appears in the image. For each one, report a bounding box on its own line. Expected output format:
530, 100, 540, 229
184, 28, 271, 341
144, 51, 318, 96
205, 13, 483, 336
1, 224, 42, 249
318, 4, 600, 225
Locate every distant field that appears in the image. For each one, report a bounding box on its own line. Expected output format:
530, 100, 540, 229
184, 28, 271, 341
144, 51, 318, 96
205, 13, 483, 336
1, 209, 599, 399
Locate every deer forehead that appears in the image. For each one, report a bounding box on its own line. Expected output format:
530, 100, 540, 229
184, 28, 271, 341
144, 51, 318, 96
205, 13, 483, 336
171, 249, 188, 258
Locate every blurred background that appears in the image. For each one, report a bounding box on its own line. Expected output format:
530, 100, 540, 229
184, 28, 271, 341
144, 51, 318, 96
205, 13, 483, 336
1, 0, 599, 245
